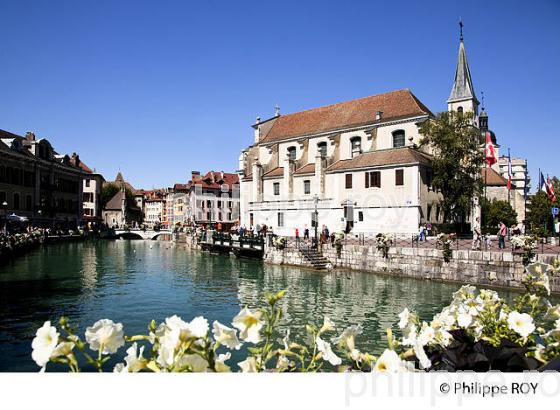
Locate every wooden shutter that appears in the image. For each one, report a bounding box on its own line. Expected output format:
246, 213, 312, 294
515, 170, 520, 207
395, 169, 404, 186
365, 172, 370, 188
345, 174, 352, 189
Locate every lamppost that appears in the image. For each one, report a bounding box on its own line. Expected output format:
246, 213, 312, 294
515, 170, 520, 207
313, 194, 319, 249
1, 201, 8, 235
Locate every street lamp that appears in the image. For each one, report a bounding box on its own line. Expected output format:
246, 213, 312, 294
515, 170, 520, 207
313, 194, 319, 249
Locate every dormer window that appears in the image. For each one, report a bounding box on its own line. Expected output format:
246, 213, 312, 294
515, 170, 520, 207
317, 141, 327, 158
457, 106, 463, 114
392, 130, 405, 148
350, 137, 362, 158
287, 146, 296, 161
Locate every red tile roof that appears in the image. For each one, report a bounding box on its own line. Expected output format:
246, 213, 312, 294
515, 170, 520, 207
326, 147, 431, 172
262, 167, 284, 178
294, 163, 315, 175
482, 167, 507, 186
189, 171, 239, 190
260, 89, 432, 143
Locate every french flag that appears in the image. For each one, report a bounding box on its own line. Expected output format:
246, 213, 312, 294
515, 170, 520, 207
540, 172, 557, 202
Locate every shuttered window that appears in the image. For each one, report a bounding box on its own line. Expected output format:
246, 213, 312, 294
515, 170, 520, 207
395, 169, 404, 186
365, 171, 381, 188
345, 174, 352, 189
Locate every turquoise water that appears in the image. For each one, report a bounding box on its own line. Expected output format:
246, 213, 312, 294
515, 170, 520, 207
0, 240, 518, 371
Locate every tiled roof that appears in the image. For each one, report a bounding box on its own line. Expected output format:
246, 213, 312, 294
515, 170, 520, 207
105, 191, 125, 210
482, 167, 507, 186
189, 171, 239, 190
326, 148, 431, 172
262, 167, 284, 178
294, 163, 315, 175
260, 89, 432, 143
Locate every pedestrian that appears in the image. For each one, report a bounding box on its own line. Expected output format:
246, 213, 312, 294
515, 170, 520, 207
498, 221, 507, 250
471, 217, 481, 250
304, 226, 309, 240
295, 228, 300, 248
418, 224, 425, 242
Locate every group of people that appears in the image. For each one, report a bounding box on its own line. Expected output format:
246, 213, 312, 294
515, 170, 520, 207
472, 218, 525, 250
294, 225, 332, 247
417, 223, 433, 241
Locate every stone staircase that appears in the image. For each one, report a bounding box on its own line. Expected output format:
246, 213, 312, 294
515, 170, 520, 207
299, 247, 330, 270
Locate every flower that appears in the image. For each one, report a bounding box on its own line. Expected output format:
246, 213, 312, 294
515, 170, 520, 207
177, 354, 209, 372
51, 342, 75, 359
507, 311, 535, 338
165, 315, 208, 340
320, 316, 336, 334
188, 316, 209, 338
373, 349, 404, 373
31, 321, 59, 367
212, 321, 241, 350
417, 323, 436, 346
332, 324, 362, 351
238, 357, 258, 373
316, 336, 341, 366
457, 312, 473, 328
125, 343, 147, 372
85, 319, 125, 354
232, 307, 263, 344
215, 352, 232, 372
398, 308, 411, 329
413, 341, 431, 370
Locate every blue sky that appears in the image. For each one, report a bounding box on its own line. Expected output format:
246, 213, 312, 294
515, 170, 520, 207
1, 0, 559, 189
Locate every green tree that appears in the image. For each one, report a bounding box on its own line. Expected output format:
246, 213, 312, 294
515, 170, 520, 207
527, 190, 555, 236
419, 111, 484, 224
101, 183, 135, 208
480, 198, 517, 234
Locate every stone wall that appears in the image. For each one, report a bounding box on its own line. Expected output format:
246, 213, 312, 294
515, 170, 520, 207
264, 244, 560, 293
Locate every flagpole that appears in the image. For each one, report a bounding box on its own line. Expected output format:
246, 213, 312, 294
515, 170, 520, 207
524, 158, 528, 226
507, 148, 511, 206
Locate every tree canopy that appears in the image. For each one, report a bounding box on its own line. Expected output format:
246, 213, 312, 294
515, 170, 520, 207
419, 111, 484, 224
101, 183, 135, 208
480, 198, 517, 234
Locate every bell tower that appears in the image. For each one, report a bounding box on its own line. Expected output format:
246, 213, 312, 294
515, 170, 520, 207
447, 20, 479, 119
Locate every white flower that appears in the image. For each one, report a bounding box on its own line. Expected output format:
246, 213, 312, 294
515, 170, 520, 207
123, 342, 147, 372
276, 355, 290, 371
188, 316, 209, 338
215, 352, 231, 372
401, 324, 417, 346
332, 324, 362, 351
457, 312, 473, 328
413, 341, 431, 370
507, 311, 535, 338
417, 323, 435, 346
555, 318, 560, 330
316, 336, 341, 366
238, 356, 258, 373
212, 321, 241, 350
177, 354, 209, 372
51, 341, 75, 359
232, 307, 263, 344
165, 315, 208, 340
398, 308, 411, 329
373, 349, 404, 373
31, 321, 59, 367
320, 316, 336, 334
85, 319, 125, 354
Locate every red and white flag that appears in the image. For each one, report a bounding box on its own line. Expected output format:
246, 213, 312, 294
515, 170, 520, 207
485, 132, 497, 166
546, 175, 557, 202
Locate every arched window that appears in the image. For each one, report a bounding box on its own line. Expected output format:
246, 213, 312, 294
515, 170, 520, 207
350, 137, 361, 157
392, 130, 405, 148
317, 141, 327, 158
457, 106, 463, 114
13, 193, 20, 210
287, 146, 296, 161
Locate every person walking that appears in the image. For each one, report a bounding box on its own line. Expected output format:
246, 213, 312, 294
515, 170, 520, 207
498, 221, 507, 250
418, 224, 425, 242
472, 217, 481, 250
295, 228, 300, 248
304, 225, 309, 240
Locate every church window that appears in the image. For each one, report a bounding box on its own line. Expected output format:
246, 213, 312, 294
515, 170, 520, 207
273, 182, 280, 195
287, 146, 297, 161
392, 130, 406, 148
350, 137, 362, 157
304, 180, 310, 194
457, 106, 463, 114
317, 141, 327, 158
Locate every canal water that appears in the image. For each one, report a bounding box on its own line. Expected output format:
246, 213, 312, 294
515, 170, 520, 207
0, 240, 518, 372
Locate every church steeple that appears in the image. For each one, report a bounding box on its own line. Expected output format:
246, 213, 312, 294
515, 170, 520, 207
447, 20, 479, 116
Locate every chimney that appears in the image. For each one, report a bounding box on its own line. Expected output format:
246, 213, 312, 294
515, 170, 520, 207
375, 111, 383, 121
191, 171, 200, 180
25, 132, 36, 141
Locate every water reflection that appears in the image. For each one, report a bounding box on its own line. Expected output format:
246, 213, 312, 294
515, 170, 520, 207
0, 241, 519, 371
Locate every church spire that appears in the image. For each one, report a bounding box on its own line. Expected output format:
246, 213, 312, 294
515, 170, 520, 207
447, 20, 479, 113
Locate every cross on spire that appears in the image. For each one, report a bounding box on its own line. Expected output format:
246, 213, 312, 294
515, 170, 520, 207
274, 104, 280, 116
459, 18, 464, 41
481, 90, 485, 110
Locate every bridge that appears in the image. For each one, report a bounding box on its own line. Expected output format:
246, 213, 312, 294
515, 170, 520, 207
114, 229, 173, 240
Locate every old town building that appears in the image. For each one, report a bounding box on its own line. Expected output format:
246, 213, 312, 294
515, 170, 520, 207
1, 129, 85, 228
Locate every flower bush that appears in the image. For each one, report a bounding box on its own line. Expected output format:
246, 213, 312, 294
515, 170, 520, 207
511, 235, 537, 265
436, 233, 455, 263
32, 261, 560, 372
375, 233, 393, 259
272, 236, 287, 250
